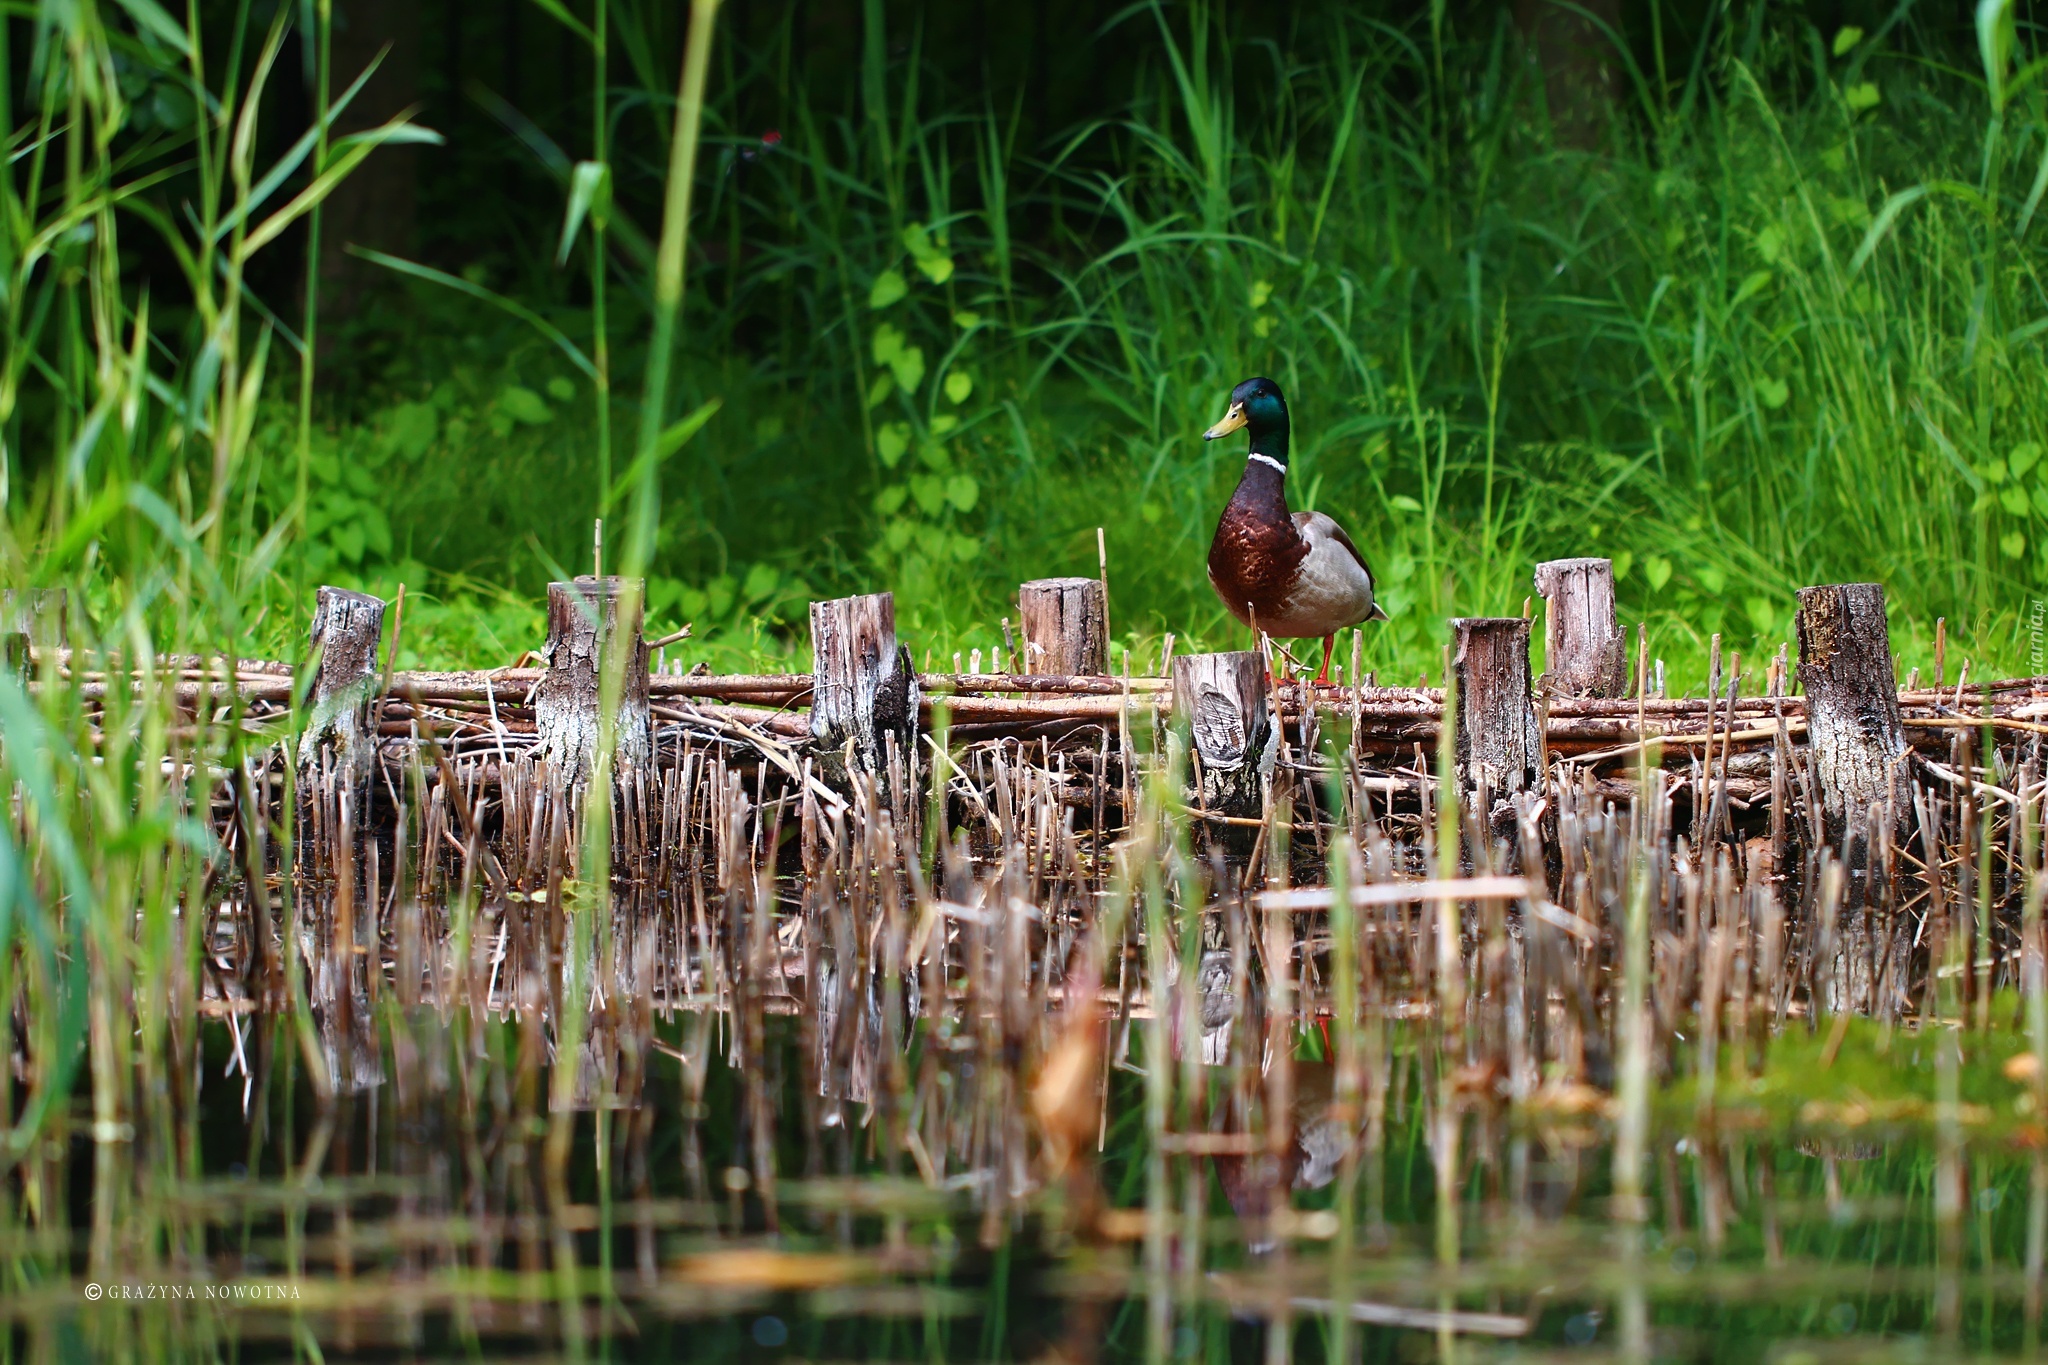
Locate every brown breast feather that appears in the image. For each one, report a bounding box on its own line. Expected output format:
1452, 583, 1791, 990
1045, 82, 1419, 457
1208, 496, 1307, 628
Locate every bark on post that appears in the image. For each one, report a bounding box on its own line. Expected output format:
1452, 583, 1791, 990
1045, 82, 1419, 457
1171, 651, 1274, 820
1452, 617, 1542, 800
809, 592, 918, 777
298, 587, 386, 790
1533, 557, 1628, 698
1796, 583, 1906, 840
533, 576, 652, 787
1018, 577, 1107, 676
0, 588, 66, 671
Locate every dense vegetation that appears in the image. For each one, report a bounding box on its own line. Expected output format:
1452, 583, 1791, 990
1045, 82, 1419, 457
5, 1, 2047, 682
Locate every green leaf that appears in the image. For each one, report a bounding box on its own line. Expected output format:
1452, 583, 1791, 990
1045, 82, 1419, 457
111, 0, 192, 54
931, 414, 960, 435
888, 344, 926, 393
948, 532, 981, 562
1252, 315, 1278, 338
1980, 0, 2016, 111
944, 473, 979, 511
1612, 550, 1634, 581
868, 269, 908, 309
1248, 279, 1274, 309
1644, 556, 1673, 591
1387, 494, 1423, 513
1756, 376, 1789, 409
384, 401, 438, 460
1848, 185, 1930, 274
901, 222, 954, 283
1696, 564, 1726, 595
2002, 485, 2032, 516
500, 386, 553, 425
1754, 225, 1786, 265
741, 562, 780, 601
1745, 596, 1777, 635
1844, 81, 1881, 112
1732, 270, 1773, 307
874, 485, 908, 514
604, 398, 723, 509
362, 505, 393, 560
877, 422, 910, 468
333, 521, 367, 564
953, 310, 983, 330
526, 0, 597, 44
2011, 442, 2042, 479
2034, 485, 2048, 518
2003, 530, 2028, 558
917, 439, 952, 472
944, 371, 973, 405
556, 160, 612, 266
1833, 26, 1864, 56
547, 377, 576, 402
910, 474, 947, 516
352, 247, 596, 378
866, 373, 894, 409
871, 323, 904, 365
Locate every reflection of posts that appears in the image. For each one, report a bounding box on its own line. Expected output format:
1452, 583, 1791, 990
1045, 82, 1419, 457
533, 576, 651, 788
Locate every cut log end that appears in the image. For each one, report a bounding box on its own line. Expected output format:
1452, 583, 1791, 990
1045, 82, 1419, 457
532, 576, 652, 788
1533, 558, 1627, 699
1019, 577, 1108, 677
1452, 617, 1540, 799
1171, 651, 1273, 820
811, 592, 919, 777
1796, 583, 1905, 840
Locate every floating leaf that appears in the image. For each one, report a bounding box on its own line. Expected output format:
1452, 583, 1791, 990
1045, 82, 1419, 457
1644, 556, 1673, 591
876, 422, 910, 468
944, 473, 979, 511
868, 269, 907, 310
1833, 25, 1864, 56
500, 385, 553, 425
944, 371, 974, 405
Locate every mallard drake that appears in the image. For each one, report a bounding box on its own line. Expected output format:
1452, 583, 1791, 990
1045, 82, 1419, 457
1204, 376, 1386, 683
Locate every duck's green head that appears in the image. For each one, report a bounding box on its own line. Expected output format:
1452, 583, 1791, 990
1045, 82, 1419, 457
1203, 376, 1289, 449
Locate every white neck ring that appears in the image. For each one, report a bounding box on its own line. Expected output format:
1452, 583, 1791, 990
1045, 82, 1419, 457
1246, 451, 1287, 475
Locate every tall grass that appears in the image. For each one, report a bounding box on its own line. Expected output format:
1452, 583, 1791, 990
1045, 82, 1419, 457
270, 1, 2048, 686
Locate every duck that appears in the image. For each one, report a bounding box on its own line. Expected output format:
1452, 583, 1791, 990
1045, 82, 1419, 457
1204, 376, 1386, 684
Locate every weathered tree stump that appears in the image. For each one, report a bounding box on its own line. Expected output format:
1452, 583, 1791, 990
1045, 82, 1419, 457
1019, 577, 1107, 676
298, 587, 386, 791
1172, 651, 1273, 820
810, 592, 918, 777
533, 576, 652, 786
0, 588, 65, 670
1533, 557, 1627, 698
1795, 583, 1906, 840
1452, 617, 1541, 799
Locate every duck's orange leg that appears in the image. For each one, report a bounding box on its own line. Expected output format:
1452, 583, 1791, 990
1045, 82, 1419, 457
1312, 634, 1335, 686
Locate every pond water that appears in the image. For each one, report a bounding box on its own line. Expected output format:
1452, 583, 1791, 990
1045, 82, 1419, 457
7, 1005, 2042, 1364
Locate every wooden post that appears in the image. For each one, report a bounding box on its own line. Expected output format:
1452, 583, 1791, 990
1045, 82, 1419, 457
299, 587, 386, 789
1018, 577, 1107, 676
0, 588, 66, 670
1452, 617, 1541, 799
1533, 557, 1627, 698
533, 576, 652, 786
1796, 583, 1906, 838
1172, 651, 1273, 820
810, 592, 918, 775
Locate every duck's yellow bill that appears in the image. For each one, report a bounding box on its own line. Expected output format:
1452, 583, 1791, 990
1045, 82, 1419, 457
1204, 403, 1247, 440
